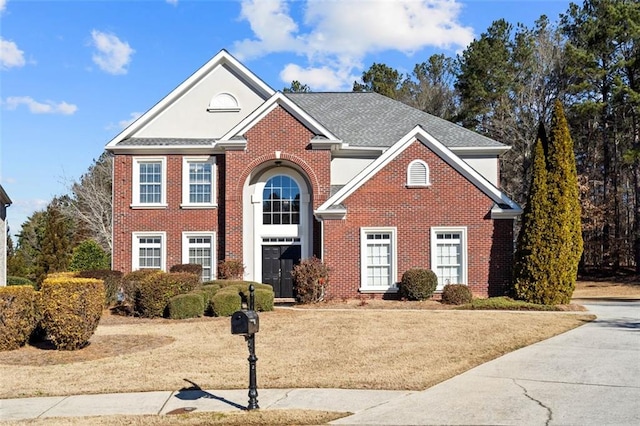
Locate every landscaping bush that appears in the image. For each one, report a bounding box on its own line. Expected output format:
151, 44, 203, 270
170, 263, 203, 277
211, 290, 242, 317
399, 268, 438, 301
217, 259, 245, 280
68, 239, 110, 272
0, 285, 40, 351
253, 288, 274, 311
441, 284, 473, 305
40, 276, 105, 350
291, 256, 329, 304
121, 269, 161, 307
134, 272, 200, 318
166, 293, 206, 319
199, 284, 221, 315
7, 276, 36, 288
77, 270, 123, 307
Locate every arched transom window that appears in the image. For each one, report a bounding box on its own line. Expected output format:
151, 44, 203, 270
407, 160, 431, 186
263, 175, 300, 225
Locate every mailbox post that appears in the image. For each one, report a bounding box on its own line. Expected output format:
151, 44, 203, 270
231, 284, 259, 410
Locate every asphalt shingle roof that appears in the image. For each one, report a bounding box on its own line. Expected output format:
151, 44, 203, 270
117, 138, 216, 146
285, 92, 505, 149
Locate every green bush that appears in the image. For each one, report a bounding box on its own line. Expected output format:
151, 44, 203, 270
170, 263, 203, 277
441, 284, 473, 305
199, 284, 220, 315
134, 272, 200, 318
77, 270, 123, 307
399, 268, 438, 301
7, 276, 36, 288
40, 276, 105, 350
0, 286, 41, 351
254, 288, 274, 311
212, 291, 242, 317
121, 269, 162, 307
217, 259, 245, 279
69, 239, 110, 272
464, 297, 560, 311
291, 256, 329, 304
166, 293, 205, 319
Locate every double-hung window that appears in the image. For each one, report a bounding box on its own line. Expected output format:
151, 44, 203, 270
182, 157, 216, 208
132, 232, 166, 271
182, 232, 215, 282
360, 227, 397, 292
132, 157, 166, 208
431, 227, 467, 290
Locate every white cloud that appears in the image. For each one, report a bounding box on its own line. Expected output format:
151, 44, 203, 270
166, 0, 178, 5
0, 38, 26, 70
0, 0, 6, 14
4, 96, 78, 115
233, 0, 474, 90
107, 111, 142, 130
90, 30, 135, 75
280, 63, 354, 91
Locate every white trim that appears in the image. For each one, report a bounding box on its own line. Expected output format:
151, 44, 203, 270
182, 232, 216, 281
430, 227, 467, 291
360, 227, 398, 293
131, 157, 167, 208
181, 156, 217, 208
132, 231, 167, 271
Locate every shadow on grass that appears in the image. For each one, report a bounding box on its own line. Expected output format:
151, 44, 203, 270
176, 379, 246, 410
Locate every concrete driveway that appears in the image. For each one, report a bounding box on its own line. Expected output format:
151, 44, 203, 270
333, 301, 640, 425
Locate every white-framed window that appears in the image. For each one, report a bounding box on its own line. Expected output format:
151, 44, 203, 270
431, 227, 467, 290
407, 159, 430, 187
360, 227, 397, 292
132, 157, 167, 208
262, 175, 301, 225
207, 92, 241, 112
132, 232, 166, 271
182, 157, 216, 208
182, 232, 216, 282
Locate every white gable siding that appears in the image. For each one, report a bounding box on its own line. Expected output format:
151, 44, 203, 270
330, 157, 375, 186
459, 156, 499, 186
136, 64, 266, 139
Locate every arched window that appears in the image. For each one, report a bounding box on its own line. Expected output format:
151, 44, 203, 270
262, 175, 300, 225
407, 160, 430, 186
207, 92, 240, 112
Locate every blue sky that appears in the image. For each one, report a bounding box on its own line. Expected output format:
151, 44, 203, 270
1, 0, 571, 237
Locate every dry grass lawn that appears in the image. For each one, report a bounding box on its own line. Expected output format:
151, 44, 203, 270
0, 308, 593, 399
573, 280, 640, 299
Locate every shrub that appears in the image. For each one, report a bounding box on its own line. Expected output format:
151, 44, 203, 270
7, 276, 36, 288
40, 276, 105, 350
0, 286, 40, 351
212, 290, 242, 317
121, 269, 161, 307
199, 284, 220, 315
69, 240, 110, 272
134, 272, 200, 318
290, 256, 329, 304
441, 284, 473, 305
170, 263, 203, 277
166, 293, 205, 319
77, 270, 123, 307
399, 268, 438, 301
254, 288, 274, 311
218, 259, 245, 280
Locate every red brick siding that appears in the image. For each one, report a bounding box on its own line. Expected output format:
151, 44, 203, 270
322, 140, 514, 299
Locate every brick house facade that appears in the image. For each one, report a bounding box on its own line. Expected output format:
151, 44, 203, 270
106, 50, 521, 299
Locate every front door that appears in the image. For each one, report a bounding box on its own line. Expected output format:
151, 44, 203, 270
262, 245, 301, 298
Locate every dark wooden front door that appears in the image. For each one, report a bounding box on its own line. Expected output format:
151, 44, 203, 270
262, 245, 301, 298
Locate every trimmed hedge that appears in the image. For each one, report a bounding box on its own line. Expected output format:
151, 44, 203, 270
40, 276, 105, 350
209, 281, 274, 316
77, 270, 124, 307
0, 285, 40, 351
7, 276, 36, 288
399, 269, 438, 301
212, 290, 242, 317
166, 293, 206, 319
441, 284, 473, 305
199, 284, 221, 315
134, 272, 200, 318
170, 263, 203, 276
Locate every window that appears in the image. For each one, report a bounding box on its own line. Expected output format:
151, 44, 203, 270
132, 157, 166, 208
407, 160, 430, 186
431, 227, 467, 290
207, 92, 240, 112
182, 157, 216, 207
132, 232, 166, 271
262, 175, 300, 225
183, 232, 215, 282
360, 227, 397, 292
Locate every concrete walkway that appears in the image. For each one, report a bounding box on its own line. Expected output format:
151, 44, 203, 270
1, 301, 638, 425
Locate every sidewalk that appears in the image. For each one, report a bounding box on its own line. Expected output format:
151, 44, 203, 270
1, 301, 639, 425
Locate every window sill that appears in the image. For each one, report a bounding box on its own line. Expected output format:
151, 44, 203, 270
180, 203, 218, 209
130, 204, 168, 209
359, 287, 399, 294
405, 184, 431, 188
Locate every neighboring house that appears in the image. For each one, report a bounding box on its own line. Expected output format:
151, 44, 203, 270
0, 185, 12, 286
106, 49, 522, 299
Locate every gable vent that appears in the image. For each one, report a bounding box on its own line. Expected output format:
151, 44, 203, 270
407, 160, 430, 186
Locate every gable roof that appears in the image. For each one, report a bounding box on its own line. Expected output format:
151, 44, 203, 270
0, 185, 11, 206
315, 125, 521, 220
285, 92, 507, 151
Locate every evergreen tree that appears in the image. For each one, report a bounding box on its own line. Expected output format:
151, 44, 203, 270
36, 198, 73, 283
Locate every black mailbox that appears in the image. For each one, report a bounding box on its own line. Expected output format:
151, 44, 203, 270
231, 310, 259, 335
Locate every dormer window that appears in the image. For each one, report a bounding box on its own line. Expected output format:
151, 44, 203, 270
207, 92, 240, 112
407, 160, 431, 187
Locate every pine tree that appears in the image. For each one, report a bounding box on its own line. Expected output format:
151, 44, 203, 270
36, 198, 73, 283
